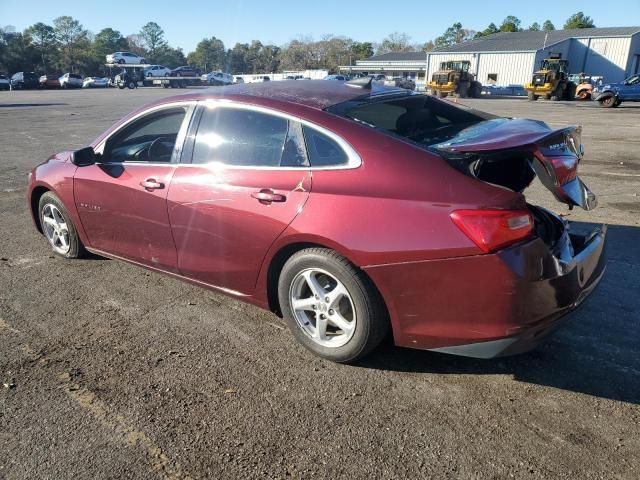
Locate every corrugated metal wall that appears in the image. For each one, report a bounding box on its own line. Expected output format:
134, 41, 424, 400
427, 52, 536, 86
567, 37, 632, 82
476, 53, 536, 85
628, 33, 640, 75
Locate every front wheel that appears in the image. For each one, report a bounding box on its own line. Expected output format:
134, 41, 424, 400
278, 248, 388, 363
527, 92, 539, 101
38, 192, 85, 259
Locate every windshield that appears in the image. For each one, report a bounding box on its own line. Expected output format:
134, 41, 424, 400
328, 94, 494, 147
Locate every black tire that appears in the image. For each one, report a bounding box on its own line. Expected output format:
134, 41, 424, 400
457, 81, 470, 98
38, 192, 86, 259
566, 82, 577, 101
550, 85, 563, 101
598, 95, 617, 108
527, 92, 539, 101
436, 90, 447, 98
278, 248, 389, 363
470, 81, 482, 98
117, 59, 125, 64
127, 81, 136, 89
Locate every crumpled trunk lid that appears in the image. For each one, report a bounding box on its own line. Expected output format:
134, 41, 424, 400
433, 118, 597, 211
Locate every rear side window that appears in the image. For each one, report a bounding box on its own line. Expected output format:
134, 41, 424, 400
192, 107, 308, 167
303, 127, 348, 167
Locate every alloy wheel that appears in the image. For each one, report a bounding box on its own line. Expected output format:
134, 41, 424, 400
42, 203, 70, 254
289, 268, 356, 348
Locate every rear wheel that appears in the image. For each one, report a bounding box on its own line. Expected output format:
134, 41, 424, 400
527, 92, 539, 101
577, 89, 590, 100
457, 81, 470, 98
470, 81, 482, 98
278, 248, 388, 363
38, 192, 85, 259
436, 90, 447, 98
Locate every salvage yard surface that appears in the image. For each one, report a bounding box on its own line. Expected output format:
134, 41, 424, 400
1, 88, 639, 479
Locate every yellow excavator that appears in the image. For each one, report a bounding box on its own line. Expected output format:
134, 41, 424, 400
428, 60, 482, 98
525, 53, 576, 101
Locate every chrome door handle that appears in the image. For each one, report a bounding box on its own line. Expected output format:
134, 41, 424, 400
251, 189, 286, 203
140, 179, 164, 190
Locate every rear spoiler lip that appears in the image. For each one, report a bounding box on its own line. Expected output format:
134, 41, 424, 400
433, 119, 581, 154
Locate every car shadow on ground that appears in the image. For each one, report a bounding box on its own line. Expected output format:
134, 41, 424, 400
0, 103, 69, 108
359, 223, 640, 405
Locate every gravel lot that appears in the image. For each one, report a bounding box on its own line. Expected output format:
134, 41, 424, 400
1, 88, 639, 480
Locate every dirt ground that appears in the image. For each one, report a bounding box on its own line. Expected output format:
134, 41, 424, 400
1, 87, 639, 480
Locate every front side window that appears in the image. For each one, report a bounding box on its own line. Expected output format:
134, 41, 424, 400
103, 107, 187, 163
192, 107, 308, 167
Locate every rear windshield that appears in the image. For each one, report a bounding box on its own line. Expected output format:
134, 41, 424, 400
327, 94, 494, 147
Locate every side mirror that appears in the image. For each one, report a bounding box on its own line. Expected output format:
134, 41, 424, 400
72, 146, 96, 167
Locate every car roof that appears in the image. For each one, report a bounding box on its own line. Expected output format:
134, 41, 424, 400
159, 80, 409, 110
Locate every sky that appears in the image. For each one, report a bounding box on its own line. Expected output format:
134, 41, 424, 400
2, 0, 639, 54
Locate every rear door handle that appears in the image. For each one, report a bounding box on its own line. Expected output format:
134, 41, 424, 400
251, 189, 286, 204
140, 178, 164, 190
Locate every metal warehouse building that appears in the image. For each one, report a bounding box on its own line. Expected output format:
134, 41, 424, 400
428, 27, 640, 86
341, 27, 640, 86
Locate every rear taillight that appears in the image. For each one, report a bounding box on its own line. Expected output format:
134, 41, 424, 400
450, 209, 534, 253
535, 151, 578, 185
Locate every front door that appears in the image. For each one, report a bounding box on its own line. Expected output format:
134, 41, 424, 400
74, 104, 193, 272
167, 103, 311, 295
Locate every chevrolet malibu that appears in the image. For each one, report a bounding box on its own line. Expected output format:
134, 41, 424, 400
27, 79, 606, 362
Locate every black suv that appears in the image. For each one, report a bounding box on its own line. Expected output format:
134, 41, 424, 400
10, 72, 39, 89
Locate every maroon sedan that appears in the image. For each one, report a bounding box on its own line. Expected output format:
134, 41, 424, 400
27, 79, 606, 362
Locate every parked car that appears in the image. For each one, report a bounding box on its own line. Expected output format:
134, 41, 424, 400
202, 71, 234, 86
369, 74, 386, 83
82, 77, 110, 88
591, 74, 640, 108
10, 72, 39, 89
28, 80, 606, 363
39, 74, 61, 89
143, 65, 172, 78
324, 74, 349, 81
169, 66, 201, 77
388, 77, 416, 90
106, 52, 146, 65
59, 73, 84, 89
0, 74, 11, 90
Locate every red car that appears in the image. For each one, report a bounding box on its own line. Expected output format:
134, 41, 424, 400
39, 74, 61, 89
27, 79, 606, 362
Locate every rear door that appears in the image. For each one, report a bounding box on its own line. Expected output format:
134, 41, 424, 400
167, 102, 311, 295
74, 103, 195, 272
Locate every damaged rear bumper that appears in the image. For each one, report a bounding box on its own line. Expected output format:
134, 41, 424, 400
364, 216, 607, 358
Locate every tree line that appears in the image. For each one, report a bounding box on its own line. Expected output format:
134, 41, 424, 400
0, 12, 597, 76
